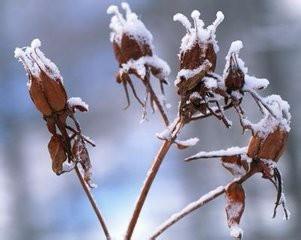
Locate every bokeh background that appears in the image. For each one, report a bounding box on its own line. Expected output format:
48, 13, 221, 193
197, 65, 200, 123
0, 0, 300, 239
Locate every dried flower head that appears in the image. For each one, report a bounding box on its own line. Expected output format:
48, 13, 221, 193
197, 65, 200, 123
174, 10, 224, 72
14, 39, 67, 116
108, 3, 170, 124
15, 39, 95, 186
245, 95, 291, 162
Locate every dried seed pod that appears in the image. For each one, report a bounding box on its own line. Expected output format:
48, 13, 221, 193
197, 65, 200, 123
247, 127, 288, 162
15, 39, 67, 116
48, 134, 67, 175
174, 10, 224, 73
246, 95, 291, 162
223, 41, 245, 94
225, 182, 245, 239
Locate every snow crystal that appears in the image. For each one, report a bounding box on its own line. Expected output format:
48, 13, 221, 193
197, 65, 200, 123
156, 118, 180, 140
204, 77, 218, 89
243, 75, 269, 90
186, 146, 247, 161
230, 224, 243, 239
174, 10, 224, 53
68, 97, 89, 111
175, 137, 199, 147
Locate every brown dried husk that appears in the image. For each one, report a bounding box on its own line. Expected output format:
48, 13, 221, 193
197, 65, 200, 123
247, 127, 288, 162
48, 134, 67, 175
225, 182, 245, 233
29, 71, 67, 116
224, 67, 245, 93
180, 42, 216, 72
113, 34, 152, 65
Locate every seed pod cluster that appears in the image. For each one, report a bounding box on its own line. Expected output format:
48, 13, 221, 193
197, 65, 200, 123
15, 39, 94, 185
174, 10, 224, 95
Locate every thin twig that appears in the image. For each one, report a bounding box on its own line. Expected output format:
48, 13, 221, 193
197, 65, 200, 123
143, 71, 170, 126
149, 170, 255, 239
75, 166, 112, 240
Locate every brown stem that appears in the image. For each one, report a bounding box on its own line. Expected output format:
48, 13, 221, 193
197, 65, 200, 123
149, 170, 255, 239
143, 71, 170, 126
125, 139, 173, 240
125, 118, 182, 240
75, 165, 111, 240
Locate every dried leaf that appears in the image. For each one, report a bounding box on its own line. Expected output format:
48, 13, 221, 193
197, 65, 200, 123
225, 182, 245, 239
48, 134, 67, 175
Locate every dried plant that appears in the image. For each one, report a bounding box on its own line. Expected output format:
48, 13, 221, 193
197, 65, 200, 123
108, 3, 291, 240
14, 39, 111, 240
13, 2, 292, 240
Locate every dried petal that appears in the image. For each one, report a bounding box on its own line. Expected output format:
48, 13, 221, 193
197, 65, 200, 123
72, 137, 92, 184
247, 128, 288, 162
225, 182, 245, 239
48, 134, 67, 175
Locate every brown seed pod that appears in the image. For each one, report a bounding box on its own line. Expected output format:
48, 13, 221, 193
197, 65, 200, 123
225, 182, 245, 239
48, 134, 67, 175
224, 55, 245, 94
15, 39, 67, 117
247, 127, 288, 162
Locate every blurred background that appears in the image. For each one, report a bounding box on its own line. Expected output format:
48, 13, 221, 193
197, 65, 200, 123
0, 0, 300, 239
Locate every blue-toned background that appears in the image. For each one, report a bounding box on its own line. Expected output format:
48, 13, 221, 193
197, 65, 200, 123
0, 0, 300, 239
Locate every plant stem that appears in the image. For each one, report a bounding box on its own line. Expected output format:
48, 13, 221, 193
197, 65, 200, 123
75, 165, 112, 240
149, 170, 255, 239
125, 139, 173, 240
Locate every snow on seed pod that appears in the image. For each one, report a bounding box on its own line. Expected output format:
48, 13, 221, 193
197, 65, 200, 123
15, 39, 67, 117
174, 10, 224, 72
48, 134, 67, 175
246, 95, 291, 162
225, 182, 245, 240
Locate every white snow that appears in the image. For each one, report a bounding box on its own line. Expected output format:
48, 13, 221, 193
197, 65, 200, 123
230, 224, 243, 239
204, 77, 218, 89
243, 75, 269, 90
121, 55, 170, 80
107, 3, 153, 47
174, 10, 224, 54
223, 40, 248, 78
14, 39, 64, 87
175, 60, 211, 86
186, 146, 247, 161
175, 137, 199, 147
68, 97, 89, 111
242, 95, 291, 137
222, 162, 246, 177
